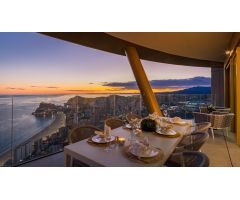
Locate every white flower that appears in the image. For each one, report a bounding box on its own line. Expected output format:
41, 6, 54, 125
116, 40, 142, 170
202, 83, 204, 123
148, 112, 159, 120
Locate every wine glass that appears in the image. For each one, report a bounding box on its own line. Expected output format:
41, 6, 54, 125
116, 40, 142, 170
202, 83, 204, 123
104, 125, 112, 152
163, 109, 170, 122
128, 119, 140, 144
163, 109, 168, 117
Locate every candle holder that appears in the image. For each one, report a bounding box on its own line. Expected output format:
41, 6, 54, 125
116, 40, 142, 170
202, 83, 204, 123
117, 137, 126, 146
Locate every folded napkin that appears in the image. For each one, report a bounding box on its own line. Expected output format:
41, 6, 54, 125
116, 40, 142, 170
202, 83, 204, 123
94, 130, 105, 138
171, 117, 182, 123
128, 136, 149, 155
128, 141, 148, 156
163, 117, 190, 126
161, 128, 176, 135
124, 145, 164, 164
149, 112, 160, 120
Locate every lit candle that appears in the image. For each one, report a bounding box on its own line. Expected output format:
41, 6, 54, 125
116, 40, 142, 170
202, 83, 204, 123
118, 137, 125, 145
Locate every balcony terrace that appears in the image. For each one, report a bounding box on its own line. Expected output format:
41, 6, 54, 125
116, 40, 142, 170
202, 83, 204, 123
1, 32, 240, 167
19, 130, 240, 167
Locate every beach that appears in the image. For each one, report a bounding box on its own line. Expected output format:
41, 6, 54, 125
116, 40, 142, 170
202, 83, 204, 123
0, 112, 66, 166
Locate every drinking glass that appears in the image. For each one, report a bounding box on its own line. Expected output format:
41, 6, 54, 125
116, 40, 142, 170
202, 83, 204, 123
163, 109, 170, 121
129, 119, 141, 142
104, 125, 112, 152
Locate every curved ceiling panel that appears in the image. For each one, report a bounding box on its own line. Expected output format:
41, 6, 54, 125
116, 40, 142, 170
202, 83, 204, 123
41, 32, 225, 68
107, 32, 233, 62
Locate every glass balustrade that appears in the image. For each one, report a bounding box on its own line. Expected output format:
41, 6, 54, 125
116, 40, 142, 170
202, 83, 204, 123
0, 93, 212, 166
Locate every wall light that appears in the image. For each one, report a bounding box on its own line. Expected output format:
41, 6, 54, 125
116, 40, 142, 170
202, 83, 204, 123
225, 50, 232, 55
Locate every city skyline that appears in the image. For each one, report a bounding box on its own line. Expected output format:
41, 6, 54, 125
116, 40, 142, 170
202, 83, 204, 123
0, 33, 211, 95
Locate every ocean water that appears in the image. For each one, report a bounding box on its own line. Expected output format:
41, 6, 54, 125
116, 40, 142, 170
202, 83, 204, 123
0, 94, 118, 155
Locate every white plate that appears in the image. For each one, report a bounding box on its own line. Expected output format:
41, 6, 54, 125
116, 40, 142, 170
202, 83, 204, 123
129, 146, 160, 158
169, 119, 189, 125
155, 128, 177, 136
125, 124, 132, 129
91, 135, 115, 144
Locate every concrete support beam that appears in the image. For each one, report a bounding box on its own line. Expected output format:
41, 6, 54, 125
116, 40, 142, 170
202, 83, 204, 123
125, 46, 162, 116
211, 67, 224, 106
236, 48, 240, 145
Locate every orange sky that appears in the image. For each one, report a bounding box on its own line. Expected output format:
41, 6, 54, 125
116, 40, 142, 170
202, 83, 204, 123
0, 84, 183, 95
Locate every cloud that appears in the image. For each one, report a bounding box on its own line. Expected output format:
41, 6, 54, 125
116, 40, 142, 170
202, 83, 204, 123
103, 76, 211, 89
30, 85, 59, 89
46, 86, 59, 89
6, 87, 25, 90
88, 82, 94, 85
65, 89, 92, 92
30, 85, 40, 88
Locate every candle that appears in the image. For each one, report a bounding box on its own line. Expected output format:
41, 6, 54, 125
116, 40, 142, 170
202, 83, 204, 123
118, 137, 125, 145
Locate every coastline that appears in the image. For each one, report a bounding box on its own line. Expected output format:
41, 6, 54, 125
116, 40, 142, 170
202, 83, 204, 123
0, 112, 66, 166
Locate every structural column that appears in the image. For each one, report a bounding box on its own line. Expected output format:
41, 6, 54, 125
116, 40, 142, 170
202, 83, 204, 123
236, 47, 240, 145
125, 46, 162, 116
211, 67, 224, 107
224, 65, 230, 108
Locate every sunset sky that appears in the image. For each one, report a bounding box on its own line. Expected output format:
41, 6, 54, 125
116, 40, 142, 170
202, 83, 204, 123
0, 33, 211, 95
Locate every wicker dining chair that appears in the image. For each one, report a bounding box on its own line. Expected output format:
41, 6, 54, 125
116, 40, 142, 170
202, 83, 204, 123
105, 118, 124, 130
126, 113, 141, 122
193, 122, 211, 134
69, 125, 102, 144
212, 111, 229, 115
209, 113, 234, 139
166, 151, 209, 167
193, 112, 211, 123
214, 107, 231, 113
199, 106, 208, 113
175, 131, 209, 152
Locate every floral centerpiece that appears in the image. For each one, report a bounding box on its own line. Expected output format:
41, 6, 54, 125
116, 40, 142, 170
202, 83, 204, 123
141, 112, 159, 132
207, 104, 216, 113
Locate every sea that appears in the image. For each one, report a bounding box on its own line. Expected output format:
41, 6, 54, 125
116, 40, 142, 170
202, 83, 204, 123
0, 94, 121, 156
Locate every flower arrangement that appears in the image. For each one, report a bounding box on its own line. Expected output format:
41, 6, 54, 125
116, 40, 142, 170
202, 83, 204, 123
207, 104, 216, 113
141, 118, 156, 132
141, 112, 159, 132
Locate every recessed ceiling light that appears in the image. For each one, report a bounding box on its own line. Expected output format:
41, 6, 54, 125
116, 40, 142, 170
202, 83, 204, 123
225, 50, 232, 55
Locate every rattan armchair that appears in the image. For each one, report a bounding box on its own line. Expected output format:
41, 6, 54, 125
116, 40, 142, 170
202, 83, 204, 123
194, 122, 211, 133
126, 113, 141, 122
209, 113, 234, 138
214, 107, 231, 113
212, 111, 229, 115
69, 125, 102, 144
166, 151, 209, 167
193, 112, 211, 123
105, 118, 124, 130
199, 106, 208, 113
175, 131, 209, 152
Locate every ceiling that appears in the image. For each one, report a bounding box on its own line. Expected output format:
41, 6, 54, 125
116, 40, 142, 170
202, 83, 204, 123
107, 32, 233, 62
42, 32, 233, 67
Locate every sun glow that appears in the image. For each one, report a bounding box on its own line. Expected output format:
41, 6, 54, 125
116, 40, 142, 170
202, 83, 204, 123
0, 83, 184, 95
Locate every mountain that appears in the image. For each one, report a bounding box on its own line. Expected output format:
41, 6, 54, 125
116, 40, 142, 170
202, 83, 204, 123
172, 86, 211, 94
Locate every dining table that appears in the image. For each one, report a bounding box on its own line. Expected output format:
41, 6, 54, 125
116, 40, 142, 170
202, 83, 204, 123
64, 118, 193, 167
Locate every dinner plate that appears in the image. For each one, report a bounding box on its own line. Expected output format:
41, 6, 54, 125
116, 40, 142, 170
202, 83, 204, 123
129, 146, 160, 158
91, 135, 115, 144
124, 124, 132, 129
168, 119, 189, 126
155, 128, 177, 136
